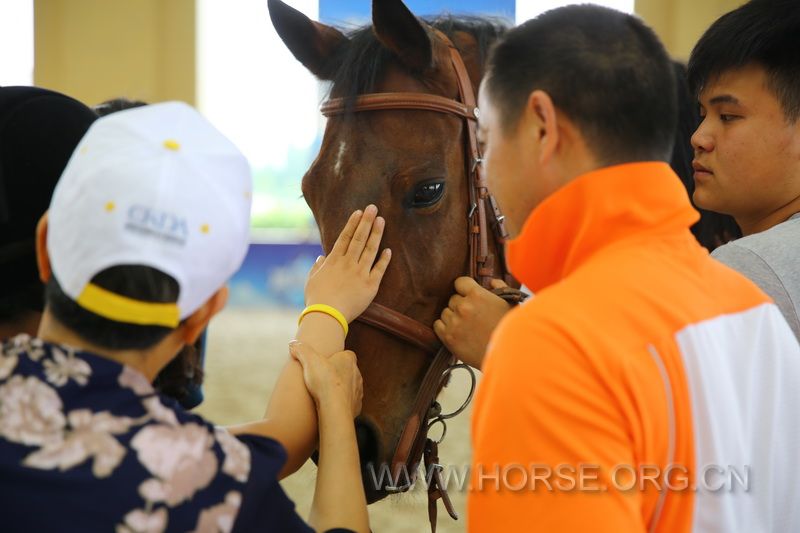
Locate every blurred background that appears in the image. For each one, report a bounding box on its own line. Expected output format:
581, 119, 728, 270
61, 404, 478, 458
1, 0, 745, 530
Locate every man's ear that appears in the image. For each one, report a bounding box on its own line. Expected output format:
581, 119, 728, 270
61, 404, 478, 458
526, 90, 559, 165
35, 212, 52, 283
181, 286, 229, 344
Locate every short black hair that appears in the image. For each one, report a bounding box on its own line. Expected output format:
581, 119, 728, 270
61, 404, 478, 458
46, 265, 180, 351
485, 5, 677, 164
93, 98, 148, 117
688, 0, 800, 122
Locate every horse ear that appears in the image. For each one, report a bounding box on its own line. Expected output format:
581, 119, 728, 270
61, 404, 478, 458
372, 0, 433, 72
268, 0, 348, 80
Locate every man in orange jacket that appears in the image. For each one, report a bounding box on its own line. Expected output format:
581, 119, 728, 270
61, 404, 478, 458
453, 5, 800, 532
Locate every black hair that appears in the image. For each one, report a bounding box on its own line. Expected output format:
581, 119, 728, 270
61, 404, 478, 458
93, 98, 148, 117
688, 0, 800, 122
485, 5, 677, 164
0, 285, 45, 321
328, 15, 509, 102
46, 265, 180, 351
152, 343, 204, 404
670, 62, 741, 251
0, 87, 97, 320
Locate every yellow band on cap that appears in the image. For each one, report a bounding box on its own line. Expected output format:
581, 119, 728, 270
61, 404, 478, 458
298, 304, 348, 336
76, 283, 180, 328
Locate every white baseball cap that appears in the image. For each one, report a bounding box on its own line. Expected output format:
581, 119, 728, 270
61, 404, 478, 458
47, 101, 252, 328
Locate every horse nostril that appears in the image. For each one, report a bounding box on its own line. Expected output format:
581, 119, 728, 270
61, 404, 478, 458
355, 417, 387, 500
355, 418, 381, 467
356, 417, 381, 475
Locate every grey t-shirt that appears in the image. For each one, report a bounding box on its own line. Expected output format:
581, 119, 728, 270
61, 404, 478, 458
712, 213, 800, 340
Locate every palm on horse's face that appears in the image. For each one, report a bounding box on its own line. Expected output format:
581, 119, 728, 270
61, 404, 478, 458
269, 0, 508, 503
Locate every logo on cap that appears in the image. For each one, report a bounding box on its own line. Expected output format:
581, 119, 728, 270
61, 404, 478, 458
125, 205, 189, 245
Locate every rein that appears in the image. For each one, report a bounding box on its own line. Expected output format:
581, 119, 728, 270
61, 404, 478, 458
321, 31, 524, 531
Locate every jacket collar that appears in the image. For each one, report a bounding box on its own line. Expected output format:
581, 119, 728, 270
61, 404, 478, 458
506, 162, 699, 293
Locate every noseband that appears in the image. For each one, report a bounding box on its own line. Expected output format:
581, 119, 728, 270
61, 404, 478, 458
321, 31, 523, 531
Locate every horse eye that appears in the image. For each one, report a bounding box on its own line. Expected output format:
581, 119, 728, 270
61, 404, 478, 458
411, 181, 445, 208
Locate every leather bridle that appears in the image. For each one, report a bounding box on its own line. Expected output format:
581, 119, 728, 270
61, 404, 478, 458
320, 30, 523, 532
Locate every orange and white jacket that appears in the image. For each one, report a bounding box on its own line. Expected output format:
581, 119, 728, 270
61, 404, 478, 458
469, 163, 800, 532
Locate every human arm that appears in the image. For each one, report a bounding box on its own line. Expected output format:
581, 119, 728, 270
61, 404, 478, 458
289, 342, 369, 533
228, 206, 390, 477
433, 276, 512, 370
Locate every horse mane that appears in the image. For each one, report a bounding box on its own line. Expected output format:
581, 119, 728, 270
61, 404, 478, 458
328, 15, 510, 103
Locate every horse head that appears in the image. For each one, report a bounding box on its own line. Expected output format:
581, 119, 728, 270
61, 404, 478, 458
269, 0, 508, 503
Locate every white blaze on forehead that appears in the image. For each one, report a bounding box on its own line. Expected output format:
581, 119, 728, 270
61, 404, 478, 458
334, 141, 347, 177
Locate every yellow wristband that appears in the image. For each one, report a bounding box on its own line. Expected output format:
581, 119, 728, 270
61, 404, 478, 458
298, 304, 349, 336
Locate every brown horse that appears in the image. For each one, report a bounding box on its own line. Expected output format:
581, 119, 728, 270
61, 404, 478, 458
269, 0, 510, 507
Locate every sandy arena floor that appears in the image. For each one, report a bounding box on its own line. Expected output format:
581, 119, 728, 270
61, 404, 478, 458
196, 308, 477, 533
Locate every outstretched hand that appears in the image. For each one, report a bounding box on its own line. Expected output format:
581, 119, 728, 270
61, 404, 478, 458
304, 205, 392, 323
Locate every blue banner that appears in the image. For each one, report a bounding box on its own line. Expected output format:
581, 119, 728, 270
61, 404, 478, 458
320, 0, 515, 25
228, 242, 322, 309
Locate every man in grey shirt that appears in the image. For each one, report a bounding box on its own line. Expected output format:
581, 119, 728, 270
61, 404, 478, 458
687, 0, 800, 340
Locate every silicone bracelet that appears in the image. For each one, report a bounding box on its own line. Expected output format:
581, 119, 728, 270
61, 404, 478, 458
298, 304, 349, 336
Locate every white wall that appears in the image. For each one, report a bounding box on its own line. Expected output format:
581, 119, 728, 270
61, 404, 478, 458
0, 0, 34, 86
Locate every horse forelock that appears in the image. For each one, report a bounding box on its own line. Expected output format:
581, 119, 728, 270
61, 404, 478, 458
326, 15, 510, 107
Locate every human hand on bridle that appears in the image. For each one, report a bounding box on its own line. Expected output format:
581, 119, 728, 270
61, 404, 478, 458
304, 204, 392, 323
434, 277, 512, 370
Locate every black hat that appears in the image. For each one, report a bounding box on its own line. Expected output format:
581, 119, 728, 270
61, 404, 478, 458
0, 86, 97, 304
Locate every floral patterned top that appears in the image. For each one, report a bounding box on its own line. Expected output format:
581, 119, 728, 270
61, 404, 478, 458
0, 334, 315, 533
